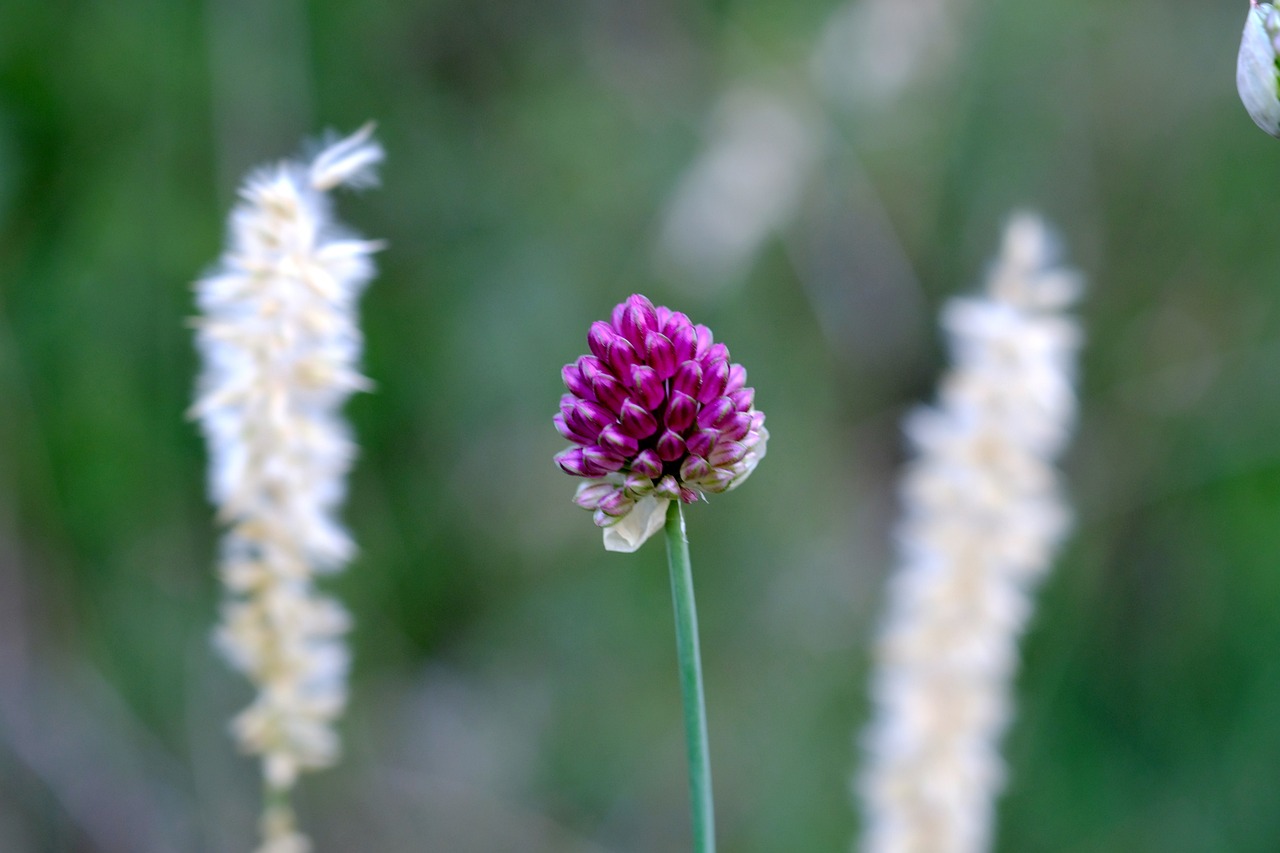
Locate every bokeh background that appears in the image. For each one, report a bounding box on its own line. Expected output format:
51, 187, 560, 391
1, 0, 1278, 850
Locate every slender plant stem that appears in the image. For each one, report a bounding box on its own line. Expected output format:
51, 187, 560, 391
664, 500, 715, 853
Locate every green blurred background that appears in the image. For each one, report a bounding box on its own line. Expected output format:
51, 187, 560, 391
1, 0, 1278, 850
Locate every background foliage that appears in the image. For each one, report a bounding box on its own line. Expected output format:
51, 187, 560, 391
1, 0, 1277, 850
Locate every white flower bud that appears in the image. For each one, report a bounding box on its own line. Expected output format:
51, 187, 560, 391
1238, 3, 1280, 137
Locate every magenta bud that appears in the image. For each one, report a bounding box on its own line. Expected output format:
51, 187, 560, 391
670, 322, 698, 364
598, 488, 635, 518
620, 298, 658, 349
610, 301, 628, 330
679, 488, 700, 504
593, 508, 614, 528
597, 423, 639, 458
574, 481, 616, 509
562, 363, 594, 400
631, 448, 663, 478
726, 363, 747, 395
720, 411, 753, 443
729, 387, 754, 412
624, 472, 655, 496
698, 359, 730, 404
654, 475, 680, 500
693, 324, 714, 359
554, 413, 592, 445
696, 396, 735, 431
583, 445, 625, 472
607, 336, 639, 375
569, 399, 614, 439
750, 411, 766, 432
578, 355, 605, 384
655, 429, 687, 462
679, 455, 712, 481
630, 365, 665, 410
555, 448, 588, 476
592, 373, 630, 412
663, 310, 692, 338
645, 332, 678, 379
700, 468, 736, 493
619, 399, 659, 439
709, 440, 748, 467
664, 391, 698, 433
655, 305, 673, 328
686, 429, 718, 459
705, 342, 729, 365
588, 321, 616, 362
672, 360, 703, 399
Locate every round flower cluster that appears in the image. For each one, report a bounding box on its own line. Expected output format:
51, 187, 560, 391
555, 294, 767, 550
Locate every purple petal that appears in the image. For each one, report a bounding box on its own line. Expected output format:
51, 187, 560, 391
720, 411, 752, 443
654, 475, 680, 500
619, 399, 659, 439
630, 364, 666, 410
672, 360, 703, 399
729, 387, 754, 412
554, 413, 593, 445
726, 364, 747, 395
619, 295, 658, 349
645, 332, 678, 379
562, 363, 594, 400
588, 321, 616, 362
593, 507, 614, 527
631, 449, 663, 478
686, 429, 718, 459
569, 399, 614, 439
598, 488, 635, 518
607, 336, 639, 375
597, 423, 639, 458
664, 391, 698, 433
704, 342, 729, 365
663, 310, 693, 340
655, 429, 687, 462
698, 359, 729, 404
696, 396, 735, 431
592, 373, 630, 413
578, 355, 605, 385
583, 445, 626, 472
693, 324, 714, 359
610, 300, 628, 330
655, 305, 673, 328
709, 440, 747, 467
679, 487, 700, 504
679, 455, 712, 481
624, 472, 655, 496
671, 323, 698, 364
555, 448, 588, 476
574, 481, 615, 509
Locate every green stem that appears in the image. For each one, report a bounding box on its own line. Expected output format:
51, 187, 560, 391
664, 500, 715, 853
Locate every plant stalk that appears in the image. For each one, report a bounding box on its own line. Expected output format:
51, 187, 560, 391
664, 500, 715, 853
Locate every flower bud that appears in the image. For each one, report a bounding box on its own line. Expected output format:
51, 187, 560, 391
665, 391, 699, 433
630, 364, 666, 410
1239, 3, 1280, 137
620, 399, 659, 439
656, 429, 688, 462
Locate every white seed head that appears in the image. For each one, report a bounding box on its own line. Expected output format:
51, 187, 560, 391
858, 213, 1082, 853
193, 125, 382, 849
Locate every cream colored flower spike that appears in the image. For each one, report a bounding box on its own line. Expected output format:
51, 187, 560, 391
192, 125, 382, 853
857, 213, 1083, 853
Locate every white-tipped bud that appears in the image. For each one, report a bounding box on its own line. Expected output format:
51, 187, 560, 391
1238, 3, 1280, 137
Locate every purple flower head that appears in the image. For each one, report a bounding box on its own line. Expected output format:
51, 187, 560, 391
555, 294, 768, 551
